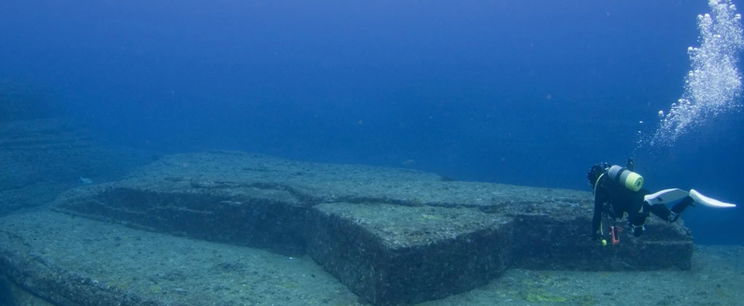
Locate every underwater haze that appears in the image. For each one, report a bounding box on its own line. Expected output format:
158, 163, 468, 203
1, 0, 743, 244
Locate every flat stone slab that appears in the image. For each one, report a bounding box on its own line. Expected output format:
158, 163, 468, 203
51, 151, 693, 304
0, 210, 359, 306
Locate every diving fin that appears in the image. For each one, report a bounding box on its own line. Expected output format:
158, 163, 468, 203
644, 188, 690, 205
689, 189, 736, 208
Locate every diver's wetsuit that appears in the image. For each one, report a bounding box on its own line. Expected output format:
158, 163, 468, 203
591, 173, 693, 239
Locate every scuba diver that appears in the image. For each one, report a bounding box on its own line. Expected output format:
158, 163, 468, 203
587, 159, 736, 245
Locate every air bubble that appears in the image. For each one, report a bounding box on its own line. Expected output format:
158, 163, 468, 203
650, 0, 744, 146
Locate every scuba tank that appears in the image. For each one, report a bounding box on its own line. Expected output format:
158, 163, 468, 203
606, 165, 644, 192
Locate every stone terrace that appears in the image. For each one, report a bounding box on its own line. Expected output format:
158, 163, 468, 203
44, 151, 693, 305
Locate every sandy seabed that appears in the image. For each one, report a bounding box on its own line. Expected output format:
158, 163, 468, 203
2, 210, 741, 306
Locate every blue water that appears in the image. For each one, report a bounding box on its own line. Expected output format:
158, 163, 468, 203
1, 0, 742, 244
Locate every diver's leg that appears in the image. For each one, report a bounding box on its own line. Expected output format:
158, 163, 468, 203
670, 196, 695, 221
648, 196, 693, 222
648, 203, 673, 221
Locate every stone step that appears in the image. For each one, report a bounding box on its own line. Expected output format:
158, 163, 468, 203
0, 210, 359, 306
307, 202, 514, 305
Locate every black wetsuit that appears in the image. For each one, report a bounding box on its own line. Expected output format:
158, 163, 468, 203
591, 173, 692, 239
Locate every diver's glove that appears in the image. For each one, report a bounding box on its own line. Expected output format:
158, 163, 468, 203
630, 224, 645, 237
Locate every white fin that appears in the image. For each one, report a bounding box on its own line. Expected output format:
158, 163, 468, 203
644, 188, 689, 205
690, 189, 736, 208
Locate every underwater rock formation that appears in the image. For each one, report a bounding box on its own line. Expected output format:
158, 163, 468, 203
45, 151, 693, 305
0, 83, 59, 122
0, 119, 144, 215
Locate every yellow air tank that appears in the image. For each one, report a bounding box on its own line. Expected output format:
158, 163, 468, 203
607, 165, 643, 192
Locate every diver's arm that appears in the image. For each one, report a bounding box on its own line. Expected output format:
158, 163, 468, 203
591, 190, 605, 240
